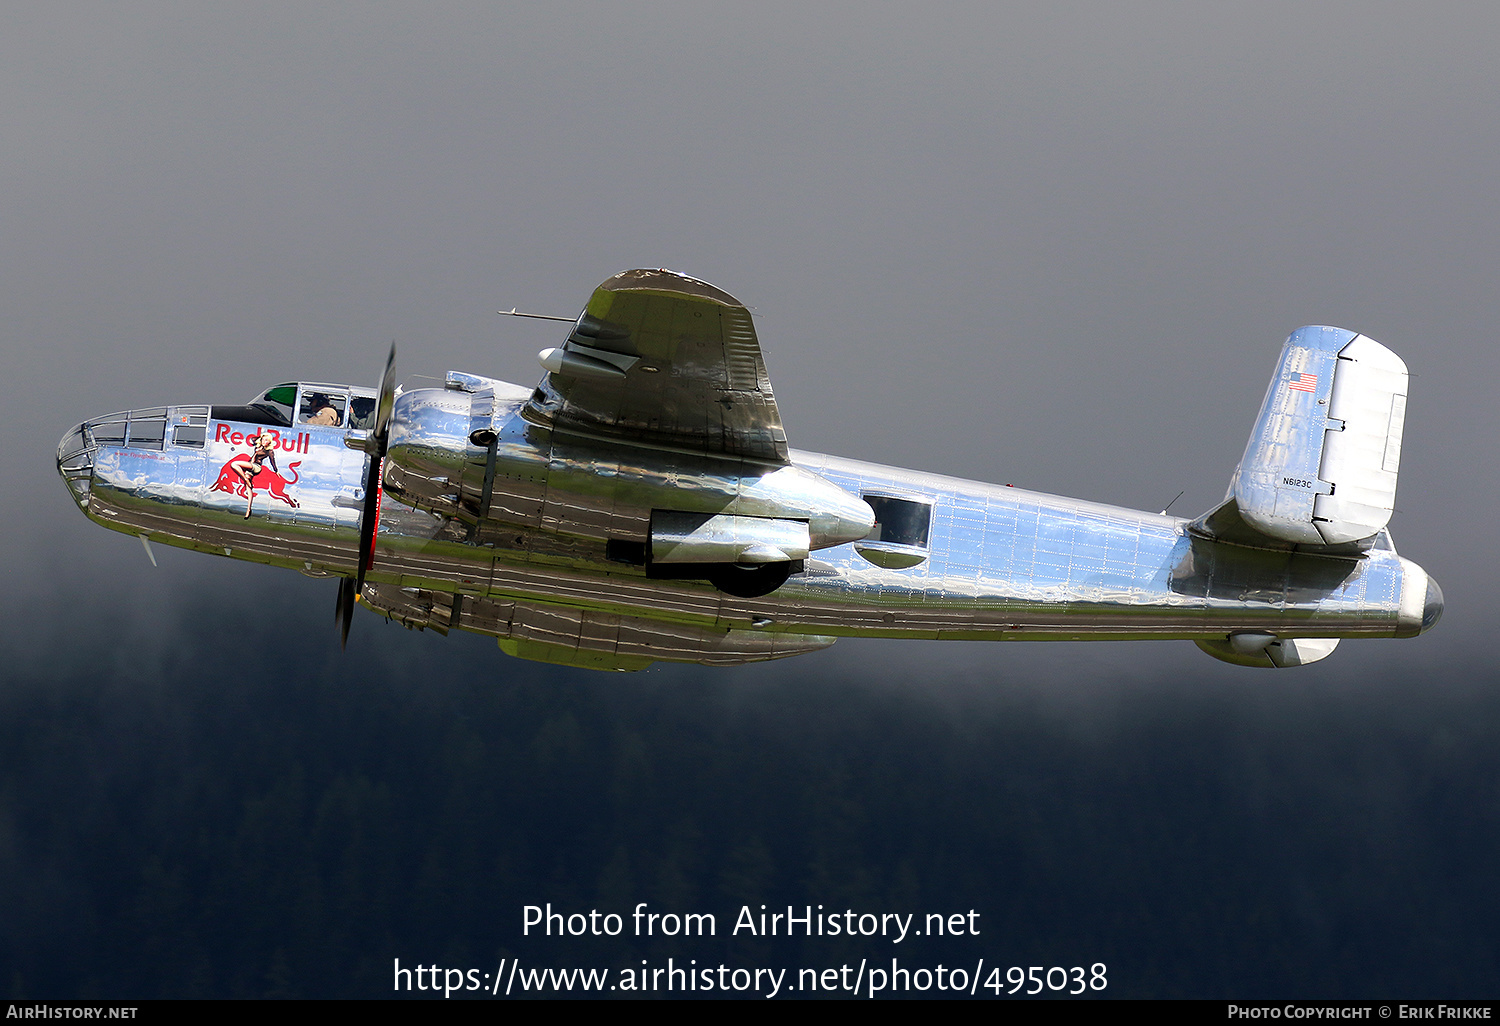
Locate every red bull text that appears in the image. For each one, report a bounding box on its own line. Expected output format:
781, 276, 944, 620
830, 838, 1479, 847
212, 425, 312, 452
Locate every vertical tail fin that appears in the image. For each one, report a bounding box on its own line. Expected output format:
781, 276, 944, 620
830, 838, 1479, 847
1201, 326, 1408, 549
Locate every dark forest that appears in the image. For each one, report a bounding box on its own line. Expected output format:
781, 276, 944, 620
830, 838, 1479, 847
3, 582, 1494, 998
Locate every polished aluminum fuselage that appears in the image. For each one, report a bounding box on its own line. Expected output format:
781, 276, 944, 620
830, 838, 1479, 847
58, 374, 1431, 666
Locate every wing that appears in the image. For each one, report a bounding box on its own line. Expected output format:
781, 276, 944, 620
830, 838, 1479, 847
523, 269, 789, 463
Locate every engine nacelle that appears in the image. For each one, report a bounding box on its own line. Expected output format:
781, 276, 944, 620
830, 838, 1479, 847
1195, 633, 1340, 668
382, 375, 874, 596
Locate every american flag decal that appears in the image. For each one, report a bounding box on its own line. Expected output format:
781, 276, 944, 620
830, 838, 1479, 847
1287, 371, 1318, 393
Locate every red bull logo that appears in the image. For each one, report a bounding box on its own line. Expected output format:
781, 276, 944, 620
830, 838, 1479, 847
213, 425, 311, 452
209, 423, 314, 513
212, 458, 301, 508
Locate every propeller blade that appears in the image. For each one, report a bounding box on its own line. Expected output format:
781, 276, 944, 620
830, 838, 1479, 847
356, 342, 395, 592
373, 341, 396, 448
336, 576, 356, 650
355, 449, 383, 590
339, 342, 397, 651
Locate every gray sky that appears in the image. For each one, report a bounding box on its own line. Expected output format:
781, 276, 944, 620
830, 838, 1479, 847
4, 2, 1495, 678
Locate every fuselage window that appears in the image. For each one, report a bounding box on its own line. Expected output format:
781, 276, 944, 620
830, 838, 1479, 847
172, 424, 207, 447
169, 408, 209, 448
300, 391, 348, 427
863, 495, 932, 548
125, 419, 165, 450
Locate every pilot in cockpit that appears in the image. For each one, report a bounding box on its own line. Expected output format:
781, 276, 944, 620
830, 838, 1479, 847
300, 393, 343, 427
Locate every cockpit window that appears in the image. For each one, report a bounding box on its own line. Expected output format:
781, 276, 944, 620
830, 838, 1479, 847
299, 391, 347, 427
243, 384, 297, 426
349, 395, 377, 430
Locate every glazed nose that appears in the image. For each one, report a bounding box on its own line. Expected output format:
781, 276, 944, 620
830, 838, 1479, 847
57, 422, 95, 509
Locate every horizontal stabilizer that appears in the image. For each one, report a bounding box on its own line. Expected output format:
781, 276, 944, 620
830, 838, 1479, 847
1200, 326, 1408, 549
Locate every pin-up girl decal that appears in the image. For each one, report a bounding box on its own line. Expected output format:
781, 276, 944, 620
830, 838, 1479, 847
229, 430, 279, 518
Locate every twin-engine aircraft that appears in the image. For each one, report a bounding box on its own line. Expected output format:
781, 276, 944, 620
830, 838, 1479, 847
57, 269, 1441, 671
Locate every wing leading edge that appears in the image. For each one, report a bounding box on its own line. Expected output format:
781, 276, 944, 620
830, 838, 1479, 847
523, 269, 789, 463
